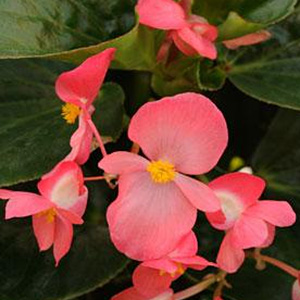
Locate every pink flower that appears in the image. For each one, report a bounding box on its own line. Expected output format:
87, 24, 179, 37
0, 161, 88, 266
56, 48, 116, 164
112, 288, 174, 300
136, 0, 218, 60
205, 172, 296, 273
112, 232, 214, 300
99, 92, 228, 261
223, 30, 271, 50
292, 274, 300, 300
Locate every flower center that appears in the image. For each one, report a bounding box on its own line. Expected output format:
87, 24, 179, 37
36, 208, 57, 223
147, 160, 176, 183
159, 262, 185, 277
61, 103, 81, 124
217, 192, 244, 222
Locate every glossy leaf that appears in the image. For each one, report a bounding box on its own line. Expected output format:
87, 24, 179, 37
0, 0, 136, 57
227, 8, 300, 110
252, 109, 300, 205
0, 60, 126, 187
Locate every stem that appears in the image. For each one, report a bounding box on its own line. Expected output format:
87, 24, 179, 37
84, 176, 106, 182
259, 254, 299, 278
131, 143, 140, 154
174, 275, 216, 300
82, 108, 107, 157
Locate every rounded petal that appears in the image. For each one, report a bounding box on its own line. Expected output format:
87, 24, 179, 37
67, 186, 88, 218
209, 173, 265, 209
55, 48, 115, 108
260, 223, 275, 248
137, 0, 186, 30
133, 265, 173, 298
244, 200, 296, 227
107, 171, 196, 261
57, 208, 84, 225
64, 115, 94, 165
99, 151, 149, 175
38, 161, 85, 211
175, 26, 217, 59
112, 287, 145, 300
128, 93, 228, 175
292, 278, 300, 300
0, 190, 53, 219
142, 258, 178, 274
217, 230, 245, 273
53, 215, 74, 266
231, 214, 268, 249
169, 231, 198, 258
205, 210, 228, 230
175, 174, 220, 212
32, 214, 55, 251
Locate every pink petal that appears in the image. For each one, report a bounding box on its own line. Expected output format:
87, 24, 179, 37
223, 30, 271, 50
169, 231, 198, 258
142, 258, 178, 274
98, 151, 149, 175
209, 173, 265, 209
136, 0, 186, 30
55, 48, 115, 108
244, 200, 296, 227
175, 26, 217, 59
205, 210, 228, 230
64, 114, 94, 165
32, 214, 55, 251
179, 0, 193, 15
133, 265, 173, 298
112, 288, 174, 300
260, 223, 275, 248
67, 186, 88, 218
38, 161, 85, 211
217, 230, 245, 273
128, 93, 228, 175
57, 208, 84, 225
292, 278, 300, 300
53, 215, 73, 266
175, 255, 216, 270
112, 287, 145, 300
107, 171, 196, 261
231, 214, 268, 249
0, 190, 53, 219
175, 174, 220, 212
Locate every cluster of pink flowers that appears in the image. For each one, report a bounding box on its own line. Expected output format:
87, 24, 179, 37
0, 1, 297, 299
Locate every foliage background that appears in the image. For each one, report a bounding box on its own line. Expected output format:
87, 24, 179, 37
0, 0, 299, 299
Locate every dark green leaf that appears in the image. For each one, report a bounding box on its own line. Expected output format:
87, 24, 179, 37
0, 0, 136, 57
0, 60, 126, 187
252, 109, 300, 205
0, 216, 128, 300
227, 8, 300, 110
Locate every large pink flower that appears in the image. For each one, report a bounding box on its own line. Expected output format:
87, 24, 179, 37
99, 92, 228, 260
0, 161, 88, 266
205, 172, 296, 273
136, 0, 218, 60
112, 232, 214, 300
56, 48, 116, 164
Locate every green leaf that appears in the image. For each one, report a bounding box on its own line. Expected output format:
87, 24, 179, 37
0, 0, 136, 57
0, 204, 128, 300
227, 8, 300, 110
0, 60, 126, 187
251, 109, 300, 206
193, 0, 296, 25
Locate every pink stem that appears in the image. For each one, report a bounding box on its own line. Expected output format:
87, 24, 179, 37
84, 176, 106, 182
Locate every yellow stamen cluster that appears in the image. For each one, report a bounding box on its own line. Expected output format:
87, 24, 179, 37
61, 103, 81, 124
147, 160, 176, 184
36, 208, 57, 223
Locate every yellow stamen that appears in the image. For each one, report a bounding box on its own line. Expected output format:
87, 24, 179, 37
61, 103, 81, 124
36, 208, 57, 223
160, 263, 185, 278
147, 160, 176, 183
